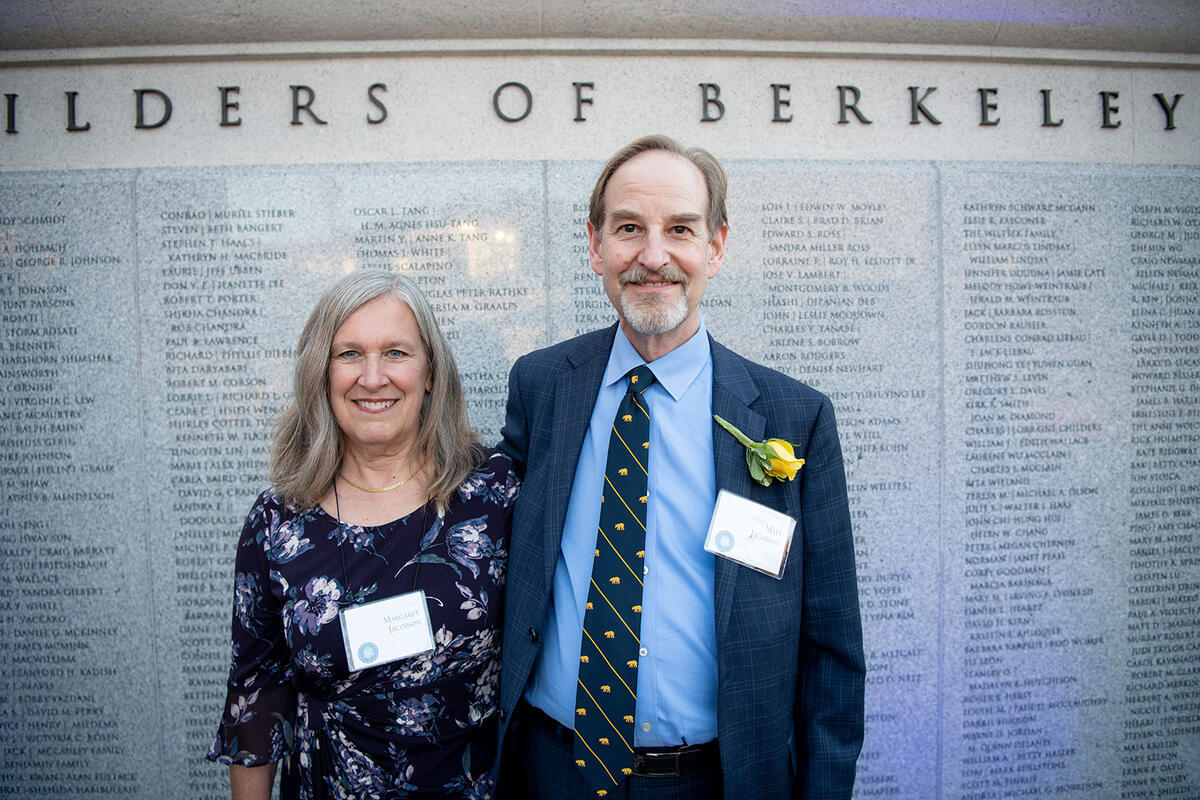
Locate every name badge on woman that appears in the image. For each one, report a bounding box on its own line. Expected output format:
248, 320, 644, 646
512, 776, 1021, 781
339, 590, 436, 672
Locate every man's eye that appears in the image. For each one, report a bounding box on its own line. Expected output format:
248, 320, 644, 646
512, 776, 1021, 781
618, 223, 638, 234
671, 225, 690, 235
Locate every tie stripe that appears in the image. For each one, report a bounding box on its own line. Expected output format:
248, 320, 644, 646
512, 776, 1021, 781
574, 365, 655, 796
610, 427, 648, 475
602, 475, 646, 530
576, 733, 617, 784
588, 579, 641, 641
631, 394, 650, 420
597, 527, 644, 586
581, 628, 636, 698
577, 681, 635, 751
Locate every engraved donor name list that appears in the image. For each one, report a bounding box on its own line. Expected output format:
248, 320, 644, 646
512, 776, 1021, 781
1, 159, 1196, 799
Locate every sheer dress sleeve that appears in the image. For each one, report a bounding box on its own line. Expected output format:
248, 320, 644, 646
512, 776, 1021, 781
207, 491, 297, 766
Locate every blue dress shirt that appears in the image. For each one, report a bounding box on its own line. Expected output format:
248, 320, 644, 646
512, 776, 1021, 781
525, 320, 718, 747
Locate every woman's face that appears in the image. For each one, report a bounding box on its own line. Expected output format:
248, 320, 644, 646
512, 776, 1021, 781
327, 294, 432, 460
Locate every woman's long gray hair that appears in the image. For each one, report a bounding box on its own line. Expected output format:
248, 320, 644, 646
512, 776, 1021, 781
269, 269, 481, 510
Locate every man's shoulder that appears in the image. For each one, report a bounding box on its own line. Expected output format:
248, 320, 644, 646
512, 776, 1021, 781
512, 325, 617, 374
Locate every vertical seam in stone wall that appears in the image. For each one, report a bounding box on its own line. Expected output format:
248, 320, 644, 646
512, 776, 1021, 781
932, 160, 946, 800
130, 169, 166, 793
541, 159, 552, 345
1127, 67, 1139, 160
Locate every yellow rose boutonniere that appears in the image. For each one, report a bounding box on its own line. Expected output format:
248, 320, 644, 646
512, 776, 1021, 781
714, 415, 805, 487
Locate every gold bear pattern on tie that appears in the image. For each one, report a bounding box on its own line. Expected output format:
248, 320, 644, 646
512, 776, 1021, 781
573, 365, 655, 796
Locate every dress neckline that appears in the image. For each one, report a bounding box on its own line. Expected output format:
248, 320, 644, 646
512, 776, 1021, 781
313, 498, 432, 531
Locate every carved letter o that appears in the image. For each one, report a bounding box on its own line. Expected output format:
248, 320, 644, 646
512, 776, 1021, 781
493, 82, 533, 123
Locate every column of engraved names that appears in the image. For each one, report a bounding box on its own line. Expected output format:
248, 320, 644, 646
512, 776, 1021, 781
156, 203, 291, 793
348, 201, 526, 433
562, 202, 608, 337
758, 201, 914, 602
0, 207, 135, 793
757, 194, 932, 799
1121, 200, 1200, 800
956, 201, 1110, 797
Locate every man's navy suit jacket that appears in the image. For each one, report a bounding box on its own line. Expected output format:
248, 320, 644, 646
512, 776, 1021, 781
498, 324, 865, 800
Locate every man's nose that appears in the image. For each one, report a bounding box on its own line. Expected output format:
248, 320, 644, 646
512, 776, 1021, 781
638, 229, 669, 267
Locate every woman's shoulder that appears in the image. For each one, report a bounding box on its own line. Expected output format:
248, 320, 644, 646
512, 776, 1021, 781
478, 446, 513, 470
243, 487, 317, 530
452, 447, 520, 508
479, 447, 519, 484
236, 487, 332, 564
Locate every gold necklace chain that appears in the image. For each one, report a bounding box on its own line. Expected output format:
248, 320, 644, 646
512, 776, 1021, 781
339, 467, 419, 493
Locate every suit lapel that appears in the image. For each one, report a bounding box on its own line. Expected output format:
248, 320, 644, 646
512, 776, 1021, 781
541, 326, 616, 589
709, 338, 764, 642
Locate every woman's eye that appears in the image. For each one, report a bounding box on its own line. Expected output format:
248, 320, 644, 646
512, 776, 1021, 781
336, 349, 359, 360
387, 349, 406, 358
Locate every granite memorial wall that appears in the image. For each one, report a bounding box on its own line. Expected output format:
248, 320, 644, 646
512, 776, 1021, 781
1, 48, 1198, 799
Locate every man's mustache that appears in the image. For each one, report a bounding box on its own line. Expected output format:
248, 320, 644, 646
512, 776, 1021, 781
618, 265, 688, 287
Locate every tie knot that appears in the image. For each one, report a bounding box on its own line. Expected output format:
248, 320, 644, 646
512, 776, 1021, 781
626, 365, 655, 395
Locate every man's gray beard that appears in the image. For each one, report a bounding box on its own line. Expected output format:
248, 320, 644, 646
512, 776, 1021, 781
617, 268, 690, 335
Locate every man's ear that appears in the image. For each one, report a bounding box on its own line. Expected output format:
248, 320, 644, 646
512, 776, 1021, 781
587, 220, 604, 276
707, 223, 729, 279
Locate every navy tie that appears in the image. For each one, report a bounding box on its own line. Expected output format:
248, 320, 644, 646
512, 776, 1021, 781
573, 365, 655, 796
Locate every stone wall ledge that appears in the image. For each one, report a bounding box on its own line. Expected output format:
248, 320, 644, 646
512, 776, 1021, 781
2, 1, 1199, 54
3, 38, 1200, 70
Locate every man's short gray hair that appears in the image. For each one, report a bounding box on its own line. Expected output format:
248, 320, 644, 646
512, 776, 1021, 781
588, 134, 729, 241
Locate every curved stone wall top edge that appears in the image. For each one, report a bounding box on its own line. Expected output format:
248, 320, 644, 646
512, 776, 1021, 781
2, 3, 1199, 55
3, 38, 1200, 70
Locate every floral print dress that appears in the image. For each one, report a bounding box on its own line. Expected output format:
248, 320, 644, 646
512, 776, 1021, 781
208, 450, 518, 800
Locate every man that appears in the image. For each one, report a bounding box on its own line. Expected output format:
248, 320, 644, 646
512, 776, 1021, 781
497, 135, 864, 800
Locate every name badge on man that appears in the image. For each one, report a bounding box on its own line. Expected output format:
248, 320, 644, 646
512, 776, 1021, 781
703, 489, 797, 580
339, 590, 435, 672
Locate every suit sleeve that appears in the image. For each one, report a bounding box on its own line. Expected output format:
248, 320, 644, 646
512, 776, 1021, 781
794, 396, 865, 799
498, 356, 530, 477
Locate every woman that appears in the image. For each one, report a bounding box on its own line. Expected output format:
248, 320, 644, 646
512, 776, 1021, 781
208, 269, 517, 799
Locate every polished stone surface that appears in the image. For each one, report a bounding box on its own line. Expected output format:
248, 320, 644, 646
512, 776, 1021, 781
1, 23, 1198, 799
2, 157, 1197, 798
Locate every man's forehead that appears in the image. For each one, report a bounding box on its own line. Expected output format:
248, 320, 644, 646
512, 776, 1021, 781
606, 206, 704, 224
603, 150, 708, 214
610, 149, 703, 186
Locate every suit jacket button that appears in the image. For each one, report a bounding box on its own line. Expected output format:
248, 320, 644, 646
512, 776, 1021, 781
499, 708, 507, 722
528, 627, 538, 643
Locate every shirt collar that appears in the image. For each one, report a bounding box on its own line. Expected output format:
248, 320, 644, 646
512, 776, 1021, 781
603, 317, 712, 402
